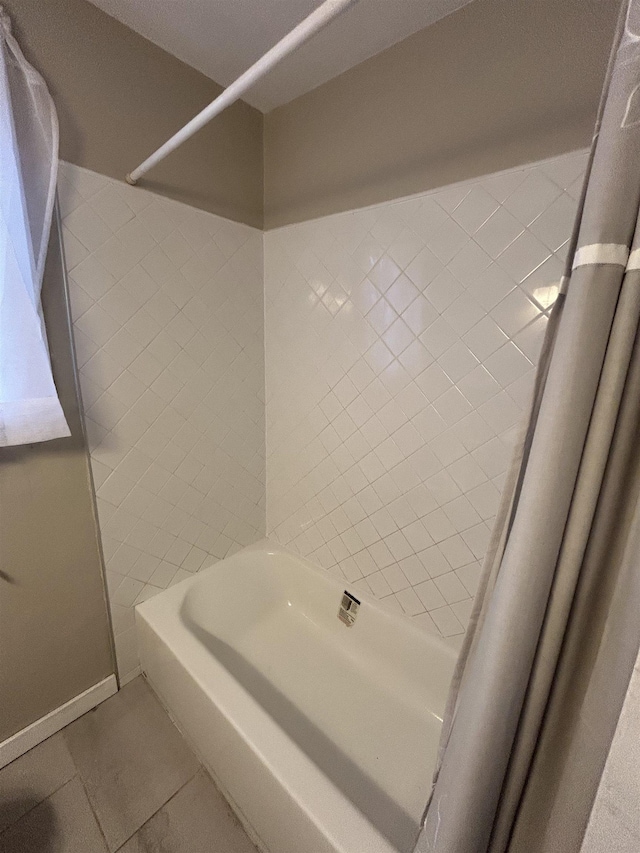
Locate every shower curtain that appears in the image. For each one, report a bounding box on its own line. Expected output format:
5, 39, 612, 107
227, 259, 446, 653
420, 1, 640, 851
0, 8, 69, 445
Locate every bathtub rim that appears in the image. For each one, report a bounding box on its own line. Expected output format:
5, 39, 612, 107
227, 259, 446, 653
172, 538, 458, 665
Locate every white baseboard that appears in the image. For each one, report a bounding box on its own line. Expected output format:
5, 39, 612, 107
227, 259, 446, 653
119, 665, 141, 687
0, 674, 117, 769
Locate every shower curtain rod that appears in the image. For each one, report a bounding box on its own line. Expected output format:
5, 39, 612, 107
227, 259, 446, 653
126, 0, 359, 185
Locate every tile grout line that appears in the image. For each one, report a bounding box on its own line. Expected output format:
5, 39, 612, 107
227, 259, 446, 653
110, 765, 202, 852
0, 772, 80, 838
76, 766, 113, 852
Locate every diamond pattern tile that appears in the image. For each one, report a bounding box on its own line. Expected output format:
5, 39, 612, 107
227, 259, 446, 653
59, 163, 266, 683
264, 150, 588, 645
60, 151, 586, 662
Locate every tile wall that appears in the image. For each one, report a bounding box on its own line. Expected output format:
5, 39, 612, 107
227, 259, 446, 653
265, 150, 588, 645
58, 163, 265, 682
57, 150, 588, 677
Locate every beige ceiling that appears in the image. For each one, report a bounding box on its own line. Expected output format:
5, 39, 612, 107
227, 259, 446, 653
87, 0, 475, 112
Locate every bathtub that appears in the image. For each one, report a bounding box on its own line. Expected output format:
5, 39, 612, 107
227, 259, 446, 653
135, 542, 456, 853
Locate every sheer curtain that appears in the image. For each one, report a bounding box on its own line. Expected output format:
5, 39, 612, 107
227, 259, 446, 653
0, 8, 69, 446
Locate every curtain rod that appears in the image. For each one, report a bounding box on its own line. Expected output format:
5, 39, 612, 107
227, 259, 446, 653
126, 0, 359, 185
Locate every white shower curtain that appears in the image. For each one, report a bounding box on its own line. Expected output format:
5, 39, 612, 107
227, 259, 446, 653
0, 8, 69, 446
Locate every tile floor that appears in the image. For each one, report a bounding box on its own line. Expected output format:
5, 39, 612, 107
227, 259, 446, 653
0, 678, 257, 853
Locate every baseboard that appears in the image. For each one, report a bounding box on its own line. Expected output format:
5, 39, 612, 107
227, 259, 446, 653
0, 674, 118, 769
119, 665, 141, 687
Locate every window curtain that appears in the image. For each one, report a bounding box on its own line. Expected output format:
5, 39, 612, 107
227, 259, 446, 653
419, 2, 640, 852
0, 8, 69, 446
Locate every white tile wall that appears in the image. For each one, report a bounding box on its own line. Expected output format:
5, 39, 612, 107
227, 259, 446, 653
265, 150, 588, 646
58, 163, 266, 682
58, 151, 588, 676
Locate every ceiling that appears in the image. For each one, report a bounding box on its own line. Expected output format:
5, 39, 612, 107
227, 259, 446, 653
88, 0, 474, 113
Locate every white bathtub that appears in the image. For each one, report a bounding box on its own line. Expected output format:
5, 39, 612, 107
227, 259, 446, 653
135, 542, 456, 853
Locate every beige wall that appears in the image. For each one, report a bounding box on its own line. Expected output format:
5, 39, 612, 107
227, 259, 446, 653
0, 217, 114, 743
581, 650, 640, 852
264, 0, 620, 229
4, 0, 619, 230
3, 0, 264, 228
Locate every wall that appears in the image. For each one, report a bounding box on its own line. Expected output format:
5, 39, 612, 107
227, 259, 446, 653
58, 162, 266, 683
265, 149, 587, 643
263, 0, 618, 228
4, 0, 616, 232
3, 0, 263, 227
0, 216, 114, 744
581, 649, 640, 852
